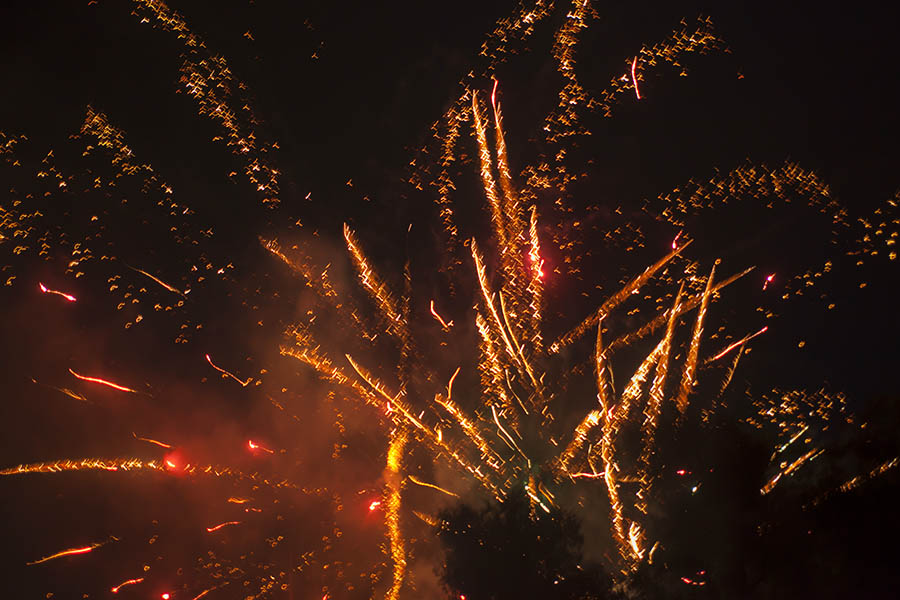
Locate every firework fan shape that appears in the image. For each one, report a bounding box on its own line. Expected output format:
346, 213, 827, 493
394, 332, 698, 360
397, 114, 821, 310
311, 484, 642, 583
1, 1, 897, 599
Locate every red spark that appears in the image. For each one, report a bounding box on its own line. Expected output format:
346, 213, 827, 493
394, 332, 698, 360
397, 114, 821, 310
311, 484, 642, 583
38, 282, 77, 302
111, 577, 144, 593
161, 594, 171, 600
368, 500, 381, 511
671, 230, 683, 250
631, 56, 641, 100
68, 369, 137, 393
676, 469, 686, 475
206, 520, 241, 533
763, 273, 775, 290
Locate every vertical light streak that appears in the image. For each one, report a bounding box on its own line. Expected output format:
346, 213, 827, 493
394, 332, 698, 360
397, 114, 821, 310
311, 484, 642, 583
385, 430, 407, 600
631, 56, 641, 100
675, 265, 715, 414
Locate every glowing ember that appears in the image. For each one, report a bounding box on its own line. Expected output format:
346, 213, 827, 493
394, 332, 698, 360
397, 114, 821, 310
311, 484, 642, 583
68, 368, 137, 393
111, 577, 144, 593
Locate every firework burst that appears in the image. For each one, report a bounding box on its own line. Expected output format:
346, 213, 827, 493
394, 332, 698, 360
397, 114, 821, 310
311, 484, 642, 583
1, 1, 897, 598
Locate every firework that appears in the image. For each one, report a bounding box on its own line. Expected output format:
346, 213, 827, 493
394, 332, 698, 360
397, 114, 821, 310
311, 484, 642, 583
1, 1, 895, 597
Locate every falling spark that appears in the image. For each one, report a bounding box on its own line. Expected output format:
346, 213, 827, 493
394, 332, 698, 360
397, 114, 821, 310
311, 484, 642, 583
407, 475, 459, 498
763, 273, 775, 290
38, 282, 77, 302
429, 299, 454, 331
27, 540, 107, 565
133, 432, 172, 449
205, 354, 252, 387
206, 521, 241, 533
671, 230, 682, 250
111, 577, 145, 593
123, 262, 186, 297
709, 326, 769, 362
247, 439, 274, 454
631, 56, 641, 100
368, 500, 382, 511
68, 368, 137, 393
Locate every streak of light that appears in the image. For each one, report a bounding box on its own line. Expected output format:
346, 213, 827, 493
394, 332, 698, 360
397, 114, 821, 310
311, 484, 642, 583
205, 354, 251, 387
571, 471, 604, 479
709, 326, 768, 362
27, 540, 107, 565
761, 447, 824, 494
111, 577, 144, 593
429, 299, 454, 331
191, 583, 228, 600
671, 230, 682, 250
385, 431, 407, 600
407, 475, 459, 498
369, 500, 382, 511
133, 432, 172, 449
31, 377, 88, 402
763, 273, 775, 290
413, 510, 439, 527
38, 282, 76, 302
247, 439, 274, 454
123, 262, 186, 297
206, 521, 240, 533
631, 56, 641, 100
446, 367, 461, 401
771, 425, 809, 460
675, 266, 714, 414
68, 368, 137, 393
227, 497, 251, 504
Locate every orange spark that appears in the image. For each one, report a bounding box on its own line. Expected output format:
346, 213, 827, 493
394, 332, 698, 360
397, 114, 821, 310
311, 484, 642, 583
710, 326, 768, 361
407, 475, 459, 498
111, 577, 144, 593
27, 542, 102, 565
38, 282, 76, 302
227, 497, 251, 504
368, 500, 381, 511
68, 369, 137, 393
205, 354, 251, 387
124, 263, 185, 297
671, 230, 682, 250
631, 56, 641, 100
763, 273, 775, 290
247, 439, 274, 454
429, 300, 453, 331
133, 432, 172, 449
206, 521, 240, 533
571, 471, 604, 479
161, 594, 171, 600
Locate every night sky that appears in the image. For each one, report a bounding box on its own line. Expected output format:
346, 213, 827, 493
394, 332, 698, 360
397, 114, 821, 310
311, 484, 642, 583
1, 1, 898, 599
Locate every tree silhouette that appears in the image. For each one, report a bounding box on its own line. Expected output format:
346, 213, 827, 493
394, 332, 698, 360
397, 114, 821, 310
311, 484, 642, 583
436, 491, 615, 600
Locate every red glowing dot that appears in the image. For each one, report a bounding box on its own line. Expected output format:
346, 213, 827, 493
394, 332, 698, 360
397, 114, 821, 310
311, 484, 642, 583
676, 469, 686, 475
368, 500, 381, 511
161, 594, 171, 600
